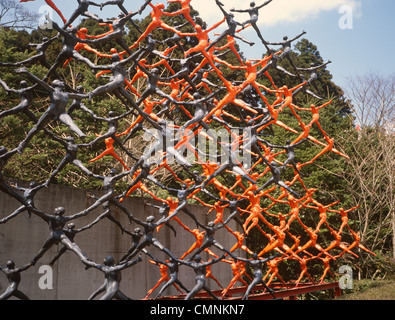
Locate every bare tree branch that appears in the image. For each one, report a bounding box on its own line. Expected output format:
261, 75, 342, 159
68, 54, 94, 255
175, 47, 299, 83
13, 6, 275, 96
0, 0, 39, 29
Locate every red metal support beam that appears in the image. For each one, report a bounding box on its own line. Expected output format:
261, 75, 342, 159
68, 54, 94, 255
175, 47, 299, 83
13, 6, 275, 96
159, 282, 340, 300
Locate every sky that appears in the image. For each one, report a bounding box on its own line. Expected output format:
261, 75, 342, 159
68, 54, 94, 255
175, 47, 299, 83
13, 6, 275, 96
16, 0, 395, 92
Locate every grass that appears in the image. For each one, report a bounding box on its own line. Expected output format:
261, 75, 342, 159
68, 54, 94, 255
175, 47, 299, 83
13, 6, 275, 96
335, 279, 395, 300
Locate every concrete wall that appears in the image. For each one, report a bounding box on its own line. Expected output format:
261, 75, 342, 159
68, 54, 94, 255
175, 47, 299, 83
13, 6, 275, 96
0, 181, 245, 300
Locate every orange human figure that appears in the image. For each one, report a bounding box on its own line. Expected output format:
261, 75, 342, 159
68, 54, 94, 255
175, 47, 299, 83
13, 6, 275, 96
201, 201, 231, 224
198, 161, 239, 198
327, 205, 359, 234
256, 217, 302, 261
308, 135, 350, 163
302, 199, 340, 233
346, 229, 376, 256
144, 45, 179, 75
224, 56, 273, 92
227, 229, 254, 255
318, 256, 336, 284
145, 260, 184, 299
203, 77, 259, 123
221, 259, 250, 298
323, 226, 359, 258
214, 35, 244, 65
293, 100, 333, 137
149, 151, 185, 184
126, 58, 149, 87
155, 196, 193, 234
179, 229, 218, 259
262, 83, 307, 122
205, 262, 223, 289
89, 136, 130, 170
287, 162, 309, 190
178, 19, 226, 76
118, 170, 163, 203
164, 0, 197, 27
265, 192, 307, 231
210, 98, 242, 123
20, 0, 67, 24
295, 224, 335, 259
118, 97, 161, 136
189, 45, 225, 78
239, 188, 276, 235
129, 3, 184, 50
295, 255, 315, 286
263, 256, 286, 286
85, 22, 115, 39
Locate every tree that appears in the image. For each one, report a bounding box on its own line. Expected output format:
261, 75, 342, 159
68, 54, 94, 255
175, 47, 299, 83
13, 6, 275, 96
338, 73, 395, 270
0, 0, 39, 30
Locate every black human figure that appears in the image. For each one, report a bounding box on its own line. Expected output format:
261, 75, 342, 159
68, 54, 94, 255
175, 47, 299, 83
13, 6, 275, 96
162, 27, 186, 54
63, 0, 102, 29
294, 61, 332, 99
0, 147, 31, 208
82, 53, 138, 102
257, 161, 300, 197
133, 61, 181, 106
100, 0, 129, 15
266, 31, 307, 81
67, 85, 98, 117
176, 254, 225, 300
45, 136, 93, 185
0, 181, 46, 224
155, 182, 201, 221
100, 0, 151, 16
43, 17, 103, 81
256, 49, 296, 78
179, 68, 222, 97
208, 0, 254, 50
144, 202, 177, 237
15, 68, 88, 153
167, 55, 201, 92
81, 196, 133, 236
30, 206, 91, 265
230, 1, 273, 51
0, 260, 31, 300
0, 79, 37, 121
81, 254, 142, 300
49, 222, 96, 265
126, 215, 177, 260
173, 91, 221, 133
82, 168, 133, 220
262, 138, 308, 175
235, 252, 279, 300
119, 227, 147, 263
78, 11, 140, 55
134, 35, 171, 62
145, 252, 189, 300
0, 36, 58, 70
183, 209, 239, 259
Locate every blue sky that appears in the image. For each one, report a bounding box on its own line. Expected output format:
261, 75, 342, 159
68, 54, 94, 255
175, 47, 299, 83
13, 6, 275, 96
18, 0, 395, 91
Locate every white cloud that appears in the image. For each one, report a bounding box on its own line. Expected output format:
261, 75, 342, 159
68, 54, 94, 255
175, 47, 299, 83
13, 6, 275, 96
189, 0, 361, 27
